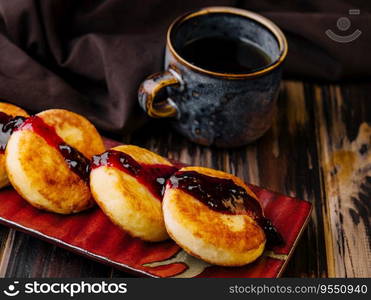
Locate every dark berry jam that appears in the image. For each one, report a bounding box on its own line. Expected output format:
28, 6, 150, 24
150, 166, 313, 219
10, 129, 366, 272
91, 150, 179, 200
256, 217, 284, 248
17, 116, 90, 182
0, 111, 26, 153
168, 170, 283, 246
169, 170, 263, 218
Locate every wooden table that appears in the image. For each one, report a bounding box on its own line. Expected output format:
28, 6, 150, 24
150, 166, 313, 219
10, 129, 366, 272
0, 81, 370, 277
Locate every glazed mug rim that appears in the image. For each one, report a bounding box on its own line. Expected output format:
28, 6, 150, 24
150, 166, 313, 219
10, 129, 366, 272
167, 6, 288, 80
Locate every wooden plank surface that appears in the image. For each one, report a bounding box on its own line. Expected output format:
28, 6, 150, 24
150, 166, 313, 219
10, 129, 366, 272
0, 81, 369, 277
314, 84, 371, 277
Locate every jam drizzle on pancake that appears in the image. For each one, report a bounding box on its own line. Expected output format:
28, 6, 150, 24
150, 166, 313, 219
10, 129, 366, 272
169, 170, 283, 247
92, 150, 179, 201
17, 116, 90, 182
0, 112, 26, 153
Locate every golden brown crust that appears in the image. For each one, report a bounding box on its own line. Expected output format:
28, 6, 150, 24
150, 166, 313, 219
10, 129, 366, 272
0, 102, 29, 188
37, 109, 105, 158
5, 109, 104, 214
163, 166, 266, 266
90, 145, 172, 242
167, 188, 265, 252
111, 145, 172, 166
0, 102, 29, 118
8, 131, 93, 213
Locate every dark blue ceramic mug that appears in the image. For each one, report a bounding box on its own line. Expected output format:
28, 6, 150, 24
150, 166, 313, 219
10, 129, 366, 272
138, 7, 287, 147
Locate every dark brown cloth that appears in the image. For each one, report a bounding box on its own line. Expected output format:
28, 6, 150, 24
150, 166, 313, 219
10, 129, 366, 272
241, 0, 371, 81
0, 0, 370, 134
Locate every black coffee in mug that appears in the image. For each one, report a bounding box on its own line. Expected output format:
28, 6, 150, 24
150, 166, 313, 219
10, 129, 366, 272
178, 36, 272, 74
139, 7, 288, 147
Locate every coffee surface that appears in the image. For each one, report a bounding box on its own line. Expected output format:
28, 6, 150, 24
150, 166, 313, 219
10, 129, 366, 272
178, 36, 271, 74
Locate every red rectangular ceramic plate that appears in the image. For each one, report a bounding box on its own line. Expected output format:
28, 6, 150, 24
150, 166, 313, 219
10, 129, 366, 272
0, 138, 312, 278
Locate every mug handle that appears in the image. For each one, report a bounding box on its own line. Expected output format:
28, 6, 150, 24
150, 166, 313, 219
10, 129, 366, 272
138, 70, 180, 118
